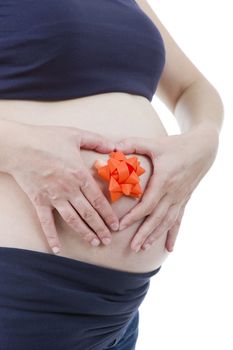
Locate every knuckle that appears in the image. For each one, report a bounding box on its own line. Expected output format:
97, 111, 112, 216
76, 168, 86, 181
153, 215, 163, 223
81, 178, 89, 189
64, 212, 78, 225
31, 192, 44, 205
46, 233, 57, 242
176, 217, 182, 226
135, 231, 151, 246
143, 204, 154, 216
143, 207, 151, 216
93, 195, 105, 209
40, 217, 52, 227
73, 195, 82, 207
96, 229, 110, 238
163, 217, 174, 227
148, 234, 157, 244
48, 191, 60, 202
51, 197, 61, 206
44, 231, 58, 245
83, 207, 94, 220
83, 232, 96, 242
149, 228, 160, 240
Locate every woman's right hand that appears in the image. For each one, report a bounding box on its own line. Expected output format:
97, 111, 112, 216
2, 120, 119, 254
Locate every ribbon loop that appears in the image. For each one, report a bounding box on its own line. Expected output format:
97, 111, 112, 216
94, 151, 146, 202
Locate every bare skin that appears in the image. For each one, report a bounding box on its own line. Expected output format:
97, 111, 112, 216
0, 92, 170, 272
0, 1, 223, 273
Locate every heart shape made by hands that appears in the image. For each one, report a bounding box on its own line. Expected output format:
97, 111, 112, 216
94, 151, 146, 202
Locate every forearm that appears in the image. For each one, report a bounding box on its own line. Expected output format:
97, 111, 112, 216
174, 78, 224, 136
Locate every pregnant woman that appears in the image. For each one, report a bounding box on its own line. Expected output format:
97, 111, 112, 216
0, 1, 224, 349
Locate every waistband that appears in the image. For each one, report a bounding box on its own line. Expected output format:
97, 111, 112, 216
0, 246, 161, 349
0, 247, 161, 313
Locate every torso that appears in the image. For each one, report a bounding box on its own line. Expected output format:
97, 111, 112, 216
0, 92, 170, 273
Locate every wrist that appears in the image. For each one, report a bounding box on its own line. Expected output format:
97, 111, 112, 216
0, 119, 30, 173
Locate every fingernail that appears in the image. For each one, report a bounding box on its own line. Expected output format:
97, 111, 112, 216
91, 238, 100, 246
102, 237, 111, 245
111, 223, 119, 231
134, 245, 141, 253
143, 243, 151, 251
52, 246, 60, 254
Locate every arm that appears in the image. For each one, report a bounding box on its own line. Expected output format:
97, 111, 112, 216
173, 79, 224, 134
135, 0, 224, 135
116, 1, 224, 252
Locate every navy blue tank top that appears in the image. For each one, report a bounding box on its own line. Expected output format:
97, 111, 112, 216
0, 0, 166, 102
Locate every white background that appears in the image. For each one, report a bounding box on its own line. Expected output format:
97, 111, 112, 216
137, 1, 232, 349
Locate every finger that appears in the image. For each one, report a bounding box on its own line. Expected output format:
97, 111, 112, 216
129, 195, 170, 251
79, 171, 119, 231
118, 173, 166, 230
79, 129, 115, 153
53, 200, 102, 246
140, 204, 180, 251
165, 222, 180, 253
115, 137, 156, 157
69, 195, 112, 245
165, 201, 186, 252
34, 204, 62, 254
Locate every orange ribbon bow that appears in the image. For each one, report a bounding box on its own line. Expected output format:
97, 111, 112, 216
94, 151, 145, 202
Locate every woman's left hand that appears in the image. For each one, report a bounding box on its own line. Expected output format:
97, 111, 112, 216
115, 123, 219, 253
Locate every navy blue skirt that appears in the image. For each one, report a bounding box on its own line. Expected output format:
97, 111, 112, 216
0, 247, 161, 350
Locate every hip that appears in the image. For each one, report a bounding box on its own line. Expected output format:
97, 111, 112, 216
0, 246, 161, 350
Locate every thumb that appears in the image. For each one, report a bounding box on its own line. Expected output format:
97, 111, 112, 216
79, 130, 115, 153
115, 137, 156, 156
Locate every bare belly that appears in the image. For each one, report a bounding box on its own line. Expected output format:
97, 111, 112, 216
0, 92, 170, 272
